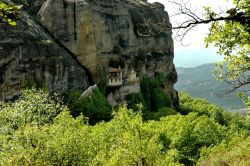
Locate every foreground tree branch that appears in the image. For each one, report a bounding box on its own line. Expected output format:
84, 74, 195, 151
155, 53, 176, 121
168, 0, 250, 103
0, 0, 21, 26
167, 0, 250, 36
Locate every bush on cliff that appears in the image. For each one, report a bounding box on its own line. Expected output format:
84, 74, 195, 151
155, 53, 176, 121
140, 75, 172, 112
65, 88, 112, 125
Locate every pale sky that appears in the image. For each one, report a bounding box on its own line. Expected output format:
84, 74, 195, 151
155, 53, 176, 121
148, 0, 234, 51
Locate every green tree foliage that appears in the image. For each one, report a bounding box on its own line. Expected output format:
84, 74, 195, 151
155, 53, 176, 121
128, 75, 173, 120
0, 99, 181, 165
89, 107, 181, 166
198, 137, 250, 166
65, 88, 112, 125
126, 92, 147, 112
151, 88, 171, 111
127, 91, 175, 120
0, 0, 21, 26
144, 107, 177, 120
0, 88, 61, 131
204, 0, 250, 105
140, 75, 151, 110
153, 113, 225, 165
140, 75, 171, 112
0, 89, 249, 165
179, 92, 250, 130
171, 0, 250, 108
0, 111, 90, 165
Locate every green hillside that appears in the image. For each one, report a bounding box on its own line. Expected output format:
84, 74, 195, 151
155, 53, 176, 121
175, 63, 246, 110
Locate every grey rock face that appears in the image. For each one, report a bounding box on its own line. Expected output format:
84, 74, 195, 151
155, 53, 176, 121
0, 12, 89, 100
38, 0, 179, 109
1, 0, 179, 109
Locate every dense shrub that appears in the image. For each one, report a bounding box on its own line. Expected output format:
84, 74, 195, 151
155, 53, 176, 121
0, 103, 182, 165
125, 75, 172, 120
0, 88, 61, 131
146, 113, 227, 165
151, 89, 171, 111
126, 92, 148, 112
144, 107, 177, 120
140, 75, 172, 112
0, 89, 249, 165
198, 137, 250, 166
179, 92, 249, 130
140, 75, 151, 110
65, 88, 112, 125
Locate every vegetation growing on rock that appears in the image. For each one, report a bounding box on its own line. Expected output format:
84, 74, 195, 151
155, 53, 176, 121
64, 88, 112, 125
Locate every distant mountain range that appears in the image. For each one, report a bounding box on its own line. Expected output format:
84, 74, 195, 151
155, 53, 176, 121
175, 63, 246, 110
174, 48, 224, 68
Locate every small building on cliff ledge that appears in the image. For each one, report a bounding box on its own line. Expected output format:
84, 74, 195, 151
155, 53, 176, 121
128, 69, 140, 84
107, 67, 141, 106
107, 67, 123, 87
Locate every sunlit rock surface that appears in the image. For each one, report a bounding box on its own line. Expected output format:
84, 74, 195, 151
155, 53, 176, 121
1, 0, 179, 109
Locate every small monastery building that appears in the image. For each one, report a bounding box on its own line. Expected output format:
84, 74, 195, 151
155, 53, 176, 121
107, 67, 123, 87
128, 69, 139, 83
107, 67, 139, 87
107, 66, 141, 106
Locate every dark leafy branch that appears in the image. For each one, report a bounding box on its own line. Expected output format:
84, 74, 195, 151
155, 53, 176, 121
0, 0, 21, 26
167, 0, 250, 41
167, 0, 250, 98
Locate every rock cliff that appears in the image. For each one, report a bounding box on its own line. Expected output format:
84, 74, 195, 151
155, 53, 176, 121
0, 0, 179, 109
0, 11, 90, 100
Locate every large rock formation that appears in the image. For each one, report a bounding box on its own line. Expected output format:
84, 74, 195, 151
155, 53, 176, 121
0, 0, 179, 109
0, 11, 90, 100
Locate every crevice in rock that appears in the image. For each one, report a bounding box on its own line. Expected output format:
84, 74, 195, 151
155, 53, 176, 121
23, 11, 95, 86
73, 0, 77, 41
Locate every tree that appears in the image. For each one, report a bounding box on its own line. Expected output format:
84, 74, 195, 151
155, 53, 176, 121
0, 89, 249, 165
0, 0, 21, 26
65, 88, 112, 125
198, 136, 250, 165
140, 75, 172, 112
168, 0, 250, 104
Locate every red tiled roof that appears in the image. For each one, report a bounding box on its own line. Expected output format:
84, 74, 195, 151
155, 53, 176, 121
109, 67, 122, 73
